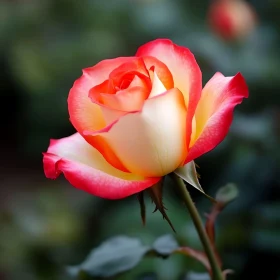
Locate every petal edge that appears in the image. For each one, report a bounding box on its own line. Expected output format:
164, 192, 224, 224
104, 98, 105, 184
43, 133, 160, 199
185, 72, 249, 163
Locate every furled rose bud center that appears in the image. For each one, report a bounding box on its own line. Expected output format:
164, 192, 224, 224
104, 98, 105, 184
88, 57, 173, 115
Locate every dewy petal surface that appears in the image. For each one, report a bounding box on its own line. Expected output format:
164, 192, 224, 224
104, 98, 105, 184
96, 88, 188, 177
43, 133, 160, 199
186, 72, 249, 163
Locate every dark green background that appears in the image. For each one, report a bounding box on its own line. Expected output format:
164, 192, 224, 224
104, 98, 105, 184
1, 0, 280, 279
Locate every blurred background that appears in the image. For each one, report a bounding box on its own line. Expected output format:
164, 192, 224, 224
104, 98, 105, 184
1, 0, 280, 279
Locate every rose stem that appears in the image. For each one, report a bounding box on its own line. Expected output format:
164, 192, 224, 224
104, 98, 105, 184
171, 174, 224, 280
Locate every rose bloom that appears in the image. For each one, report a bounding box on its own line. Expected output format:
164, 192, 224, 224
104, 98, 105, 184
43, 39, 248, 199
208, 0, 257, 40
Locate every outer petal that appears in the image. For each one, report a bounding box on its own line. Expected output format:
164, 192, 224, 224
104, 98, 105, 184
68, 57, 135, 133
136, 39, 202, 149
68, 57, 134, 172
136, 39, 201, 105
185, 72, 249, 163
94, 88, 188, 177
43, 133, 160, 199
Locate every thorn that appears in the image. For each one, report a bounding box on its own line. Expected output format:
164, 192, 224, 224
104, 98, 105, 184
152, 206, 158, 213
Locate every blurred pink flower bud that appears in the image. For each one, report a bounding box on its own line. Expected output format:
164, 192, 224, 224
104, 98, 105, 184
208, 0, 257, 40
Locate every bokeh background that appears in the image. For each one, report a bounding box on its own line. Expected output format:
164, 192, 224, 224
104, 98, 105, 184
1, 0, 280, 279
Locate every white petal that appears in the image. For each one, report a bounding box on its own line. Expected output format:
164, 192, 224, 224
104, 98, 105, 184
149, 72, 167, 98
101, 88, 187, 177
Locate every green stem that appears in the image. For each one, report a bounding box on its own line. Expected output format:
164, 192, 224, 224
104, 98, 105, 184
171, 174, 224, 280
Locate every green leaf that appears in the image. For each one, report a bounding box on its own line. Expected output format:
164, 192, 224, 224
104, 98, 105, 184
215, 183, 239, 206
152, 234, 179, 256
174, 162, 215, 202
184, 272, 210, 280
67, 236, 150, 278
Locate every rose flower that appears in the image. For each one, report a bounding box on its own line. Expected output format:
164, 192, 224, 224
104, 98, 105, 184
43, 39, 248, 199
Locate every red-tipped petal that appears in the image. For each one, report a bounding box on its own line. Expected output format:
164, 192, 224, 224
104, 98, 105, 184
43, 133, 160, 199
68, 57, 136, 172
68, 57, 134, 133
136, 39, 202, 149
186, 72, 249, 163
93, 88, 187, 177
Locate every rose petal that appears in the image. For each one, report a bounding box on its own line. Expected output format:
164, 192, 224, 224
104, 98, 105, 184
89, 77, 150, 126
142, 56, 174, 90
98, 107, 126, 126
91, 88, 187, 177
149, 72, 167, 98
68, 57, 135, 172
136, 39, 202, 150
88, 58, 152, 123
109, 57, 150, 86
68, 57, 134, 133
89, 79, 150, 112
185, 72, 249, 163
43, 133, 160, 199
136, 39, 201, 107
129, 74, 148, 88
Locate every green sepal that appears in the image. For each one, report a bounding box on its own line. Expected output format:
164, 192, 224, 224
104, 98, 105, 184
174, 161, 216, 203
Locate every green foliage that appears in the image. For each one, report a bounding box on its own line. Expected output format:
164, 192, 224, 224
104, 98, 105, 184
68, 235, 179, 279
215, 184, 239, 206
184, 272, 210, 280
68, 236, 150, 278
152, 235, 179, 256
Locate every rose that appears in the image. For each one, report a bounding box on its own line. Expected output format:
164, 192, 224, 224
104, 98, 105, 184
208, 0, 257, 40
43, 39, 248, 199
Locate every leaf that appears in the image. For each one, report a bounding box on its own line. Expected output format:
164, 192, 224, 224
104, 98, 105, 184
215, 184, 239, 206
174, 161, 216, 203
183, 272, 211, 280
152, 234, 179, 256
152, 235, 211, 273
67, 236, 150, 278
